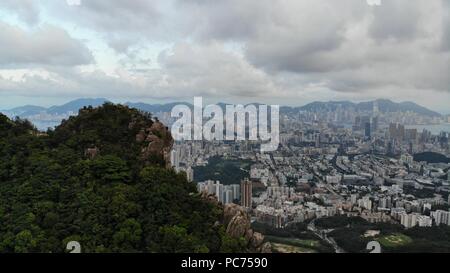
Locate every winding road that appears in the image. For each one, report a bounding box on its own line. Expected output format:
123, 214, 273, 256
308, 219, 346, 253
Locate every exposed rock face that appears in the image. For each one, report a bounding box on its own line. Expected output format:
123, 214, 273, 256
259, 242, 272, 253
245, 229, 254, 243
136, 129, 146, 143
85, 147, 99, 159
135, 120, 174, 168
224, 203, 247, 226
250, 232, 264, 249
226, 210, 251, 238
222, 203, 272, 253
200, 192, 223, 209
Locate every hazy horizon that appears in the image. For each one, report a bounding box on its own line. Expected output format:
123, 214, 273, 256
1, 96, 449, 116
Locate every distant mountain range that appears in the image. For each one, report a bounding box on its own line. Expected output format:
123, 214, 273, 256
127, 99, 442, 117
125, 101, 191, 114
4, 98, 186, 117
0, 98, 443, 130
4, 98, 109, 117
281, 99, 442, 117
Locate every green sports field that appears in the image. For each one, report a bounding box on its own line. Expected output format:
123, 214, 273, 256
377, 233, 413, 248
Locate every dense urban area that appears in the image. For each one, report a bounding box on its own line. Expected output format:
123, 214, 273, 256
167, 100, 450, 253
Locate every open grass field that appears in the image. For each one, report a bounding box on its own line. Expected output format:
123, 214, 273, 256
271, 243, 317, 253
193, 156, 252, 185
265, 235, 324, 253
377, 233, 413, 248
265, 235, 320, 248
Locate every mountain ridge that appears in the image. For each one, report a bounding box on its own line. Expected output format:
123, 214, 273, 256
281, 99, 442, 117
0, 98, 443, 131
2, 98, 442, 116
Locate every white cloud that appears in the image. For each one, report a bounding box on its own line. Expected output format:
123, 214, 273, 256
0, 0, 40, 25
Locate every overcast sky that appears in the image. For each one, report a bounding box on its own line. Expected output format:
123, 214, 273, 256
0, 0, 449, 113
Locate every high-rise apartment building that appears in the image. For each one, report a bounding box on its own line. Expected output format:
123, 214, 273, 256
241, 179, 253, 208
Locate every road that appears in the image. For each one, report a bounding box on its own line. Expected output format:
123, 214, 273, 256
322, 183, 340, 198
308, 219, 346, 253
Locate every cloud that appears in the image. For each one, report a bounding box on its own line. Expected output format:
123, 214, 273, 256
157, 42, 276, 98
0, 42, 276, 101
0, 0, 40, 25
176, 0, 272, 41
176, 0, 360, 73
0, 0, 449, 110
173, 0, 450, 94
78, 0, 160, 31
0, 22, 94, 67
441, 0, 450, 51
368, 0, 422, 41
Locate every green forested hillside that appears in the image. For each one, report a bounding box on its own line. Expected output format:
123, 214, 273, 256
0, 103, 244, 253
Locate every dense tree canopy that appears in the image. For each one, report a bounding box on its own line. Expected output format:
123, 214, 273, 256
0, 105, 242, 253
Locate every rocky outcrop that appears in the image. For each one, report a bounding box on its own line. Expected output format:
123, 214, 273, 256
200, 192, 223, 209
223, 202, 247, 225
245, 229, 254, 243
223, 203, 272, 253
136, 129, 146, 143
259, 242, 272, 253
250, 232, 264, 249
135, 120, 174, 168
226, 210, 251, 238
85, 147, 99, 159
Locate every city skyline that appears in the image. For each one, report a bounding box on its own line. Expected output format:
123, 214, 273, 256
2, 96, 449, 114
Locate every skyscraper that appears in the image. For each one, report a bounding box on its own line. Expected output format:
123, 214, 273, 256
365, 122, 371, 138
241, 179, 253, 208
186, 166, 194, 182
170, 149, 180, 170
353, 116, 361, 131
231, 184, 241, 202
389, 123, 405, 141
371, 116, 379, 132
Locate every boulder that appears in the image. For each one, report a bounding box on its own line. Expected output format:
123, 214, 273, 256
226, 211, 251, 239
146, 134, 160, 143
244, 229, 254, 244
200, 192, 222, 208
213, 202, 270, 253
138, 120, 174, 168
150, 121, 166, 135
259, 242, 272, 253
223, 204, 247, 226
250, 232, 264, 249
84, 147, 99, 159
136, 130, 146, 143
